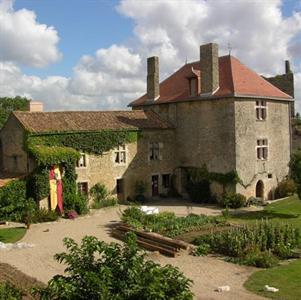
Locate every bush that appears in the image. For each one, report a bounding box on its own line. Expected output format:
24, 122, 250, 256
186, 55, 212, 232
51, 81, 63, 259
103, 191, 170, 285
241, 246, 279, 268
275, 179, 296, 199
0, 282, 22, 300
289, 151, 301, 199
194, 243, 211, 256
31, 208, 59, 223
122, 207, 224, 237
219, 193, 246, 209
64, 192, 89, 215
246, 197, 264, 206
193, 220, 300, 267
0, 179, 28, 222
91, 197, 117, 209
90, 183, 108, 202
35, 233, 193, 300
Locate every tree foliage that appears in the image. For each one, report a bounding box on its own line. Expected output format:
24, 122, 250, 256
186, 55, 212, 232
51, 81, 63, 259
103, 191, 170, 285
36, 233, 193, 300
290, 151, 301, 199
0, 96, 30, 128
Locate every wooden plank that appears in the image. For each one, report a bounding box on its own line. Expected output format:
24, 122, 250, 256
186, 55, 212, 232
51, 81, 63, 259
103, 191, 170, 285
117, 225, 189, 250
111, 230, 177, 257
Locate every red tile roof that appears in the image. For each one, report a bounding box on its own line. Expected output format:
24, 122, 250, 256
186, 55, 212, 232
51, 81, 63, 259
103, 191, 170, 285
129, 55, 292, 107
13, 110, 173, 133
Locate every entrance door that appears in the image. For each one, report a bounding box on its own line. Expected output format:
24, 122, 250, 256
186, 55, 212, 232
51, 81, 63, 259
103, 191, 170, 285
152, 175, 159, 197
116, 179, 124, 201
256, 180, 264, 198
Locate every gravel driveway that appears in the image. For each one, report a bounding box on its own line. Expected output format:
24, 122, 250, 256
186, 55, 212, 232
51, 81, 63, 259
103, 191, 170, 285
0, 204, 266, 300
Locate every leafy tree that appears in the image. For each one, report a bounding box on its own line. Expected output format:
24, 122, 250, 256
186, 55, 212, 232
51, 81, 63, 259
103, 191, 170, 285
289, 151, 301, 199
36, 233, 193, 300
0, 96, 30, 128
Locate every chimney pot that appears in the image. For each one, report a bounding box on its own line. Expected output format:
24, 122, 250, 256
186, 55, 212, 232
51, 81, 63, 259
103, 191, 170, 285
147, 56, 160, 101
200, 43, 219, 95
285, 60, 291, 74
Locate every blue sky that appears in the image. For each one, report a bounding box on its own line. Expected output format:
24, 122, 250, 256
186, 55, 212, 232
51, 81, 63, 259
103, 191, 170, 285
0, 0, 301, 111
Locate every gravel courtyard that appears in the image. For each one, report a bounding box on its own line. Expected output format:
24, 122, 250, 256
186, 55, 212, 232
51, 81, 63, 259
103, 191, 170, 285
0, 203, 266, 300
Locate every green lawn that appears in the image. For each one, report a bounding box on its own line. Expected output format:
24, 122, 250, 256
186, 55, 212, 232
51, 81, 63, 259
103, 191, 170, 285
230, 196, 301, 300
0, 227, 26, 243
244, 259, 301, 300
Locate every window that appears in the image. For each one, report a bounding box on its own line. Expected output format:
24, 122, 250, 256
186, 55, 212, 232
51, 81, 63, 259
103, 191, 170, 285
77, 182, 88, 195
162, 174, 170, 189
149, 142, 160, 160
256, 139, 268, 160
255, 100, 267, 120
114, 145, 126, 164
76, 153, 86, 168
189, 78, 197, 96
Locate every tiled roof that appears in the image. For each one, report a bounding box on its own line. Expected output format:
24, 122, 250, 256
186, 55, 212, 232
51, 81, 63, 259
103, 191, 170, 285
129, 55, 292, 106
13, 110, 172, 133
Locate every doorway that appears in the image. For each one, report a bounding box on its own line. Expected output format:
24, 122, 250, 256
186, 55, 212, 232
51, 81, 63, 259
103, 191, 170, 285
152, 175, 159, 197
255, 180, 264, 198
116, 178, 124, 201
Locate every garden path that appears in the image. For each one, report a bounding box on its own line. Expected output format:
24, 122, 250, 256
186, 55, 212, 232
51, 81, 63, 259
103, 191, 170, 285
0, 203, 266, 300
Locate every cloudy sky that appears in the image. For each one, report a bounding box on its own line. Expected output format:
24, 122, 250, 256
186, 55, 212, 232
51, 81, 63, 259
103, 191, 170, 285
0, 0, 300, 112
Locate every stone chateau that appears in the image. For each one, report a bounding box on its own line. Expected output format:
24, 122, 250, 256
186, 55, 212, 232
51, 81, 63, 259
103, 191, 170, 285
0, 43, 295, 202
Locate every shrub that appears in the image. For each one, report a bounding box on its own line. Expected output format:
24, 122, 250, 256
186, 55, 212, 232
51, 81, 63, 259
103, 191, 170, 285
90, 183, 108, 202
242, 248, 279, 268
289, 151, 301, 199
134, 181, 147, 202
194, 243, 211, 256
64, 191, 89, 215
31, 208, 59, 223
35, 233, 193, 300
219, 193, 246, 209
0, 179, 28, 222
193, 220, 300, 267
0, 282, 22, 300
246, 197, 264, 206
275, 179, 296, 199
91, 197, 117, 209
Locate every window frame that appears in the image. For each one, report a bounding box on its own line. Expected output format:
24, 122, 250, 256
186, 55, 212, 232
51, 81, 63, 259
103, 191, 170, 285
149, 142, 160, 161
256, 139, 268, 160
255, 100, 267, 121
76, 153, 87, 168
114, 145, 126, 165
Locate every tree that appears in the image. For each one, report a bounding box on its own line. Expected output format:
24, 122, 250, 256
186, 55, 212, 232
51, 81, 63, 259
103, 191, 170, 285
289, 151, 301, 199
36, 233, 193, 300
0, 96, 30, 128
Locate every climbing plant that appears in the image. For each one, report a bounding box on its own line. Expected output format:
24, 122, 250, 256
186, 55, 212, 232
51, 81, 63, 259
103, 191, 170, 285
186, 165, 241, 203
23, 130, 138, 209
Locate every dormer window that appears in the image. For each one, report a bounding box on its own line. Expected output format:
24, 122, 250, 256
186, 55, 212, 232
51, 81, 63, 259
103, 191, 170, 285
189, 78, 197, 96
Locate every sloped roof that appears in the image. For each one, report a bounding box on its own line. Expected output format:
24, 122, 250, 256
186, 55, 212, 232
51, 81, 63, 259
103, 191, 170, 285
129, 55, 292, 107
12, 110, 172, 133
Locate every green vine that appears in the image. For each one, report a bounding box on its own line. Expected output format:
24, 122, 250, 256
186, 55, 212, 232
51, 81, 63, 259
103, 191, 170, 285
26, 130, 138, 155
24, 130, 138, 204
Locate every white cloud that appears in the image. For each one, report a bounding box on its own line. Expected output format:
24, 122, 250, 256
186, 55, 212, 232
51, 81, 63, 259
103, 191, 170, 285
0, 0, 300, 112
0, 0, 61, 67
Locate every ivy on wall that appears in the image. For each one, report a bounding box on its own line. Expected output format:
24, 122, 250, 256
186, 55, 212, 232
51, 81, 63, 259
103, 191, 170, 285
26, 130, 138, 155
24, 130, 138, 203
186, 165, 241, 203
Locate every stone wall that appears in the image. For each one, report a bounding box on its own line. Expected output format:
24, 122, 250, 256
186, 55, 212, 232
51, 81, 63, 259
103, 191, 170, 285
264, 73, 295, 116
76, 129, 176, 200
234, 99, 290, 199
0, 114, 28, 174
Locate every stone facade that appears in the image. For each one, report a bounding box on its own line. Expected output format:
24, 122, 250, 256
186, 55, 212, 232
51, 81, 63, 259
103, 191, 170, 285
76, 129, 176, 200
0, 114, 29, 174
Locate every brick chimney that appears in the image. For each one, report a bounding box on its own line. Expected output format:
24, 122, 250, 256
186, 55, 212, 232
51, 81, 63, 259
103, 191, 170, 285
147, 56, 160, 101
200, 43, 219, 95
27, 101, 43, 112
285, 60, 291, 74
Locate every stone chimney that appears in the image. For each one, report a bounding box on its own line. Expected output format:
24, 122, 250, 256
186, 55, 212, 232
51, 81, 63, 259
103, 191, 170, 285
285, 60, 291, 74
27, 101, 43, 112
200, 43, 219, 95
147, 56, 160, 101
